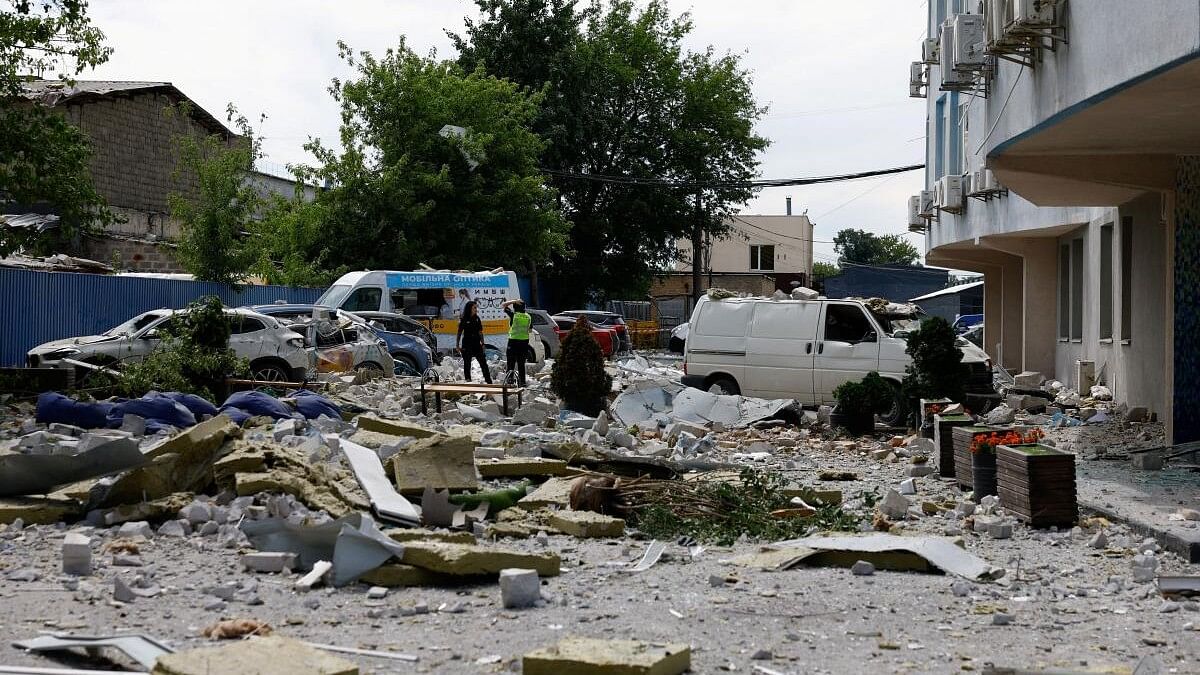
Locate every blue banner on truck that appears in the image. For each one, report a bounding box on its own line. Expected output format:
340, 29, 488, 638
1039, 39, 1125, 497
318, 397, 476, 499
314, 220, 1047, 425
386, 273, 509, 289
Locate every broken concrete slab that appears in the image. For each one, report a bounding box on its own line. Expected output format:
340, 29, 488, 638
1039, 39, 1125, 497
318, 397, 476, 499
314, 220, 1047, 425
0, 436, 145, 498
0, 496, 81, 525
241, 551, 297, 573
518, 477, 576, 510
340, 439, 420, 526
358, 562, 458, 587
218, 440, 369, 518
389, 433, 479, 494
548, 510, 626, 538
152, 636, 358, 675
476, 457, 568, 478
771, 533, 1003, 581
356, 415, 437, 439
400, 541, 560, 577
523, 637, 691, 675
100, 415, 238, 507
384, 528, 476, 544
102, 493, 195, 527
241, 513, 405, 587
15, 633, 174, 670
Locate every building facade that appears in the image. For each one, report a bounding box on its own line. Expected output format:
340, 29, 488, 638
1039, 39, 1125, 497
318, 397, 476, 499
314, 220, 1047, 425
674, 208, 814, 284
911, 0, 1200, 442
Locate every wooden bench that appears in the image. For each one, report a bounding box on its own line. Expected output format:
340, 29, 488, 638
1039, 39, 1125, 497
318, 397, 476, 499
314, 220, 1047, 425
419, 372, 525, 416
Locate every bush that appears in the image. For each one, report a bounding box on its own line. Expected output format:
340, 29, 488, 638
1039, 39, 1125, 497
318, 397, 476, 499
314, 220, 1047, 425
115, 296, 248, 401
550, 318, 612, 416
901, 316, 966, 402
833, 371, 894, 416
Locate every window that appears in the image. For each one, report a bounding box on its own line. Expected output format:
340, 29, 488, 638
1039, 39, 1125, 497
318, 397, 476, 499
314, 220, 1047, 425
1071, 238, 1084, 340
1058, 245, 1070, 339
1121, 216, 1133, 342
749, 245, 775, 271
824, 304, 873, 343
934, 97, 946, 178
230, 317, 265, 335
1100, 224, 1114, 340
343, 287, 382, 312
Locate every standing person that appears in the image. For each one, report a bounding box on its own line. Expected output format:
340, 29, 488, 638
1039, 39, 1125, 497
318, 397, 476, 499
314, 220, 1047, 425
502, 299, 531, 387
455, 301, 492, 384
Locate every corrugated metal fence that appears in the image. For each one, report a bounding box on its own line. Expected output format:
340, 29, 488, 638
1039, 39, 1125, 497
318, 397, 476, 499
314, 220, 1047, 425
0, 268, 322, 367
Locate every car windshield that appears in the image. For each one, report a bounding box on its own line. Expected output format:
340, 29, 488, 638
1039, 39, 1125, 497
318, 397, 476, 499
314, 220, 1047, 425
316, 285, 352, 309
104, 311, 167, 336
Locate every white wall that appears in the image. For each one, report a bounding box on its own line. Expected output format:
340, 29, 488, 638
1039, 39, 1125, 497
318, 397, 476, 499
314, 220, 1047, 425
676, 215, 813, 277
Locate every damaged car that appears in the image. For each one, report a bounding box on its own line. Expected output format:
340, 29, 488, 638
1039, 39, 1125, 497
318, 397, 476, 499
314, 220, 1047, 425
246, 305, 396, 377
27, 307, 313, 383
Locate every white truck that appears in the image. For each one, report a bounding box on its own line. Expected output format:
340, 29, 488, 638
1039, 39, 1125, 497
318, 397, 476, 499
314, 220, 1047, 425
681, 295, 995, 425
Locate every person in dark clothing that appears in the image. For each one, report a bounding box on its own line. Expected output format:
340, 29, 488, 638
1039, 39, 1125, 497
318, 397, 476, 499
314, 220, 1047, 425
455, 301, 492, 383
502, 299, 531, 387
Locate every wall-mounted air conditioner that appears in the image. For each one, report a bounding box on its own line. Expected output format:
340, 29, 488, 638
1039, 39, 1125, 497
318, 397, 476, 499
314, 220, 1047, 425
922, 38, 940, 65
909, 62, 927, 98
960, 172, 974, 200
918, 190, 936, 218
939, 20, 970, 89
1012, 0, 1056, 29
952, 14, 988, 72
934, 175, 964, 214
908, 196, 926, 232
967, 169, 988, 197
986, 0, 1018, 50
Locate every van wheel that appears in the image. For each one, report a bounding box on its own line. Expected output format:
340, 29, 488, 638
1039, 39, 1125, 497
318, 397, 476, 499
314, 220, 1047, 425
878, 381, 907, 428
707, 376, 740, 396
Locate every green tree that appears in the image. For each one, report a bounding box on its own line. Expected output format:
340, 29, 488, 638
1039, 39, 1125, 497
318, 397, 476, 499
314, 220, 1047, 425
0, 0, 114, 256
811, 261, 840, 282
167, 104, 261, 285
833, 228, 920, 266
261, 40, 570, 278
901, 316, 967, 404
453, 0, 767, 305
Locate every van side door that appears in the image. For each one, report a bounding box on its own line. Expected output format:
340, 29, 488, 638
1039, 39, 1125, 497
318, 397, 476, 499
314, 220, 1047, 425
813, 302, 882, 403
745, 302, 821, 402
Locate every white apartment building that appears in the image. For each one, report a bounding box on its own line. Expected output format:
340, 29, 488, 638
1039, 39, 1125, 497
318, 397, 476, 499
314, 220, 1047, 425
909, 0, 1200, 444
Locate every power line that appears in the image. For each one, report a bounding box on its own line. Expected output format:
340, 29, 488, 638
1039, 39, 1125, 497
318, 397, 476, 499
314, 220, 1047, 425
730, 216, 835, 245
542, 164, 924, 189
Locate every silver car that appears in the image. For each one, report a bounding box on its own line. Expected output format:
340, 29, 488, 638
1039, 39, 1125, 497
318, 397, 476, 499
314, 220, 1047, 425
27, 308, 315, 383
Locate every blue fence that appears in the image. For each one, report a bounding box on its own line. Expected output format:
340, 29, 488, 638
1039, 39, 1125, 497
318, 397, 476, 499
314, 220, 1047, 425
0, 268, 322, 367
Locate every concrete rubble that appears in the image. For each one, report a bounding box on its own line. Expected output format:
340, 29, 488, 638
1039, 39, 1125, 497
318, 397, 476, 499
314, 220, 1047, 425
0, 354, 1195, 673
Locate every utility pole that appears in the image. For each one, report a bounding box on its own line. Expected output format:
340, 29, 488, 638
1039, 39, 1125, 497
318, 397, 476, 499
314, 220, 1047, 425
690, 189, 704, 307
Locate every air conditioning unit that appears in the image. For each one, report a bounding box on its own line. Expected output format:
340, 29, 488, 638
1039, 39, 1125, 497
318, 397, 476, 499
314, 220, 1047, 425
961, 172, 974, 200
967, 168, 987, 197
917, 190, 936, 218
952, 14, 988, 72
908, 195, 925, 230
1012, 0, 1056, 28
981, 168, 1001, 193
921, 37, 940, 65
909, 62, 927, 98
934, 175, 964, 214
939, 20, 970, 88
986, 0, 1018, 50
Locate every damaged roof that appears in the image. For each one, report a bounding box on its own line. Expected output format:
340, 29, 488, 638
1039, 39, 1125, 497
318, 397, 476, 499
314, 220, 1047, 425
19, 79, 235, 137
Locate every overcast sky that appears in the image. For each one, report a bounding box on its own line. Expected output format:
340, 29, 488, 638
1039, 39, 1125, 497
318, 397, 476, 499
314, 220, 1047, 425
84, 0, 928, 266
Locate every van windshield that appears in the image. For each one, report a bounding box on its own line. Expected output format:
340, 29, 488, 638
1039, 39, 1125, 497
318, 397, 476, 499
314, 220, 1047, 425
316, 285, 352, 309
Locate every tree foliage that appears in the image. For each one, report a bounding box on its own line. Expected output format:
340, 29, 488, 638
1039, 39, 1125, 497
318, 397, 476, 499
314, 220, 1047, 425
811, 261, 840, 282
453, 0, 768, 304
551, 317, 612, 415
167, 104, 262, 285
0, 0, 113, 256
833, 228, 920, 267
901, 316, 966, 404
254, 40, 570, 280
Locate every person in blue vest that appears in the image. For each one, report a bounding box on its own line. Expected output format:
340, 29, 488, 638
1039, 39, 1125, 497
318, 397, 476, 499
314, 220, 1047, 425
501, 299, 531, 387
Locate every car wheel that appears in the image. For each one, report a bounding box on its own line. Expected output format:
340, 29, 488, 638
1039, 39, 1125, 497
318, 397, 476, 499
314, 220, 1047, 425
250, 360, 291, 383
542, 341, 553, 359
707, 375, 740, 396
393, 355, 419, 376
878, 380, 907, 428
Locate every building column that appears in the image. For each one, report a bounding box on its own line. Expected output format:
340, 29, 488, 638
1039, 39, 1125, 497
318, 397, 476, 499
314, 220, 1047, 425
1173, 157, 1200, 443
982, 237, 1057, 377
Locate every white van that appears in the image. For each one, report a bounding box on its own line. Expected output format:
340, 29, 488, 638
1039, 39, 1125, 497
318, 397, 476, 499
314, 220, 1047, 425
315, 270, 542, 362
681, 295, 994, 425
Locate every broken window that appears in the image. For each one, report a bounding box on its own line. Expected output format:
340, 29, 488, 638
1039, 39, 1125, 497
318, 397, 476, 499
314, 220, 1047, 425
824, 304, 872, 343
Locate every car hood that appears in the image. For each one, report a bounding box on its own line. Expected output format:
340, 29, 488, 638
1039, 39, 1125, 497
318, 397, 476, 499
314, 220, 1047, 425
957, 338, 989, 364
29, 335, 122, 353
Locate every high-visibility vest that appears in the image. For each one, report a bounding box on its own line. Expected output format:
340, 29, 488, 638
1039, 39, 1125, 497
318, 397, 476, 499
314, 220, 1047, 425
508, 312, 532, 341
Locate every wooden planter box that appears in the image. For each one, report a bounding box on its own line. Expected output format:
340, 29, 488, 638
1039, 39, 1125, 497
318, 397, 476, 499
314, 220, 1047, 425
997, 443, 1078, 528
919, 398, 953, 438
951, 425, 993, 490
934, 414, 973, 478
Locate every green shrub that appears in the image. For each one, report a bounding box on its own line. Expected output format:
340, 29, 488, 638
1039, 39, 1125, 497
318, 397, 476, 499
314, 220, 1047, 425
550, 317, 612, 416
834, 371, 893, 416
901, 316, 966, 402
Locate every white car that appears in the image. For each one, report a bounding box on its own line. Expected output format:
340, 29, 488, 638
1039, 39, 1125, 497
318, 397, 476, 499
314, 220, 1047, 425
681, 296, 994, 426
27, 308, 315, 383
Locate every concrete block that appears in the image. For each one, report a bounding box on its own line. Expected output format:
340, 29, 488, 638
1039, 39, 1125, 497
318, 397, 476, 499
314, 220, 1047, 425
120, 414, 146, 436
241, 551, 296, 573
400, 541, 560, 577
878, 489, 911, 520
518, 477, 575, 510
548, 510, 626, 538
366, 586, 388, 600
358, 563, 455, 588
850, 560, 875, 576
390, 433, 479, 495
157, 520, 187, 537
906, 464, 936, 478
178, 502, 212, 525
61, 531, 92, 575
294, 560, 332, 591
151, 636, 357, 675
988, 522, 1013, 539
117, 521, 154, 539
475, 446, 506, 459
356, 415, 437, 439
499, 568, 540, 608
899, 478, 917, 496
523, 638, 691, 675
476, 457, 569, 478
1013, 371, 1045, 389
1132, 451, 1164, 471
384, 528, 477, 544
273, 418, 301, 442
